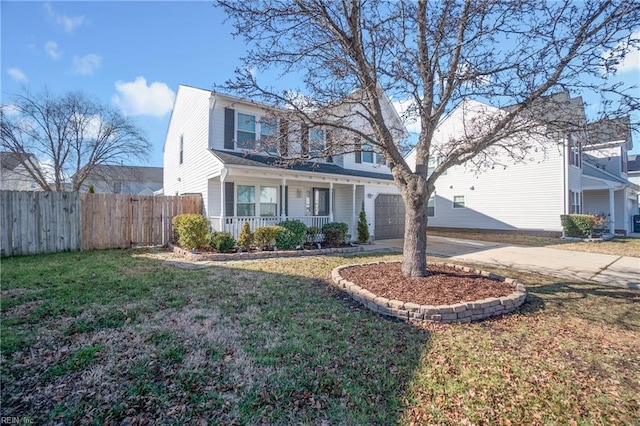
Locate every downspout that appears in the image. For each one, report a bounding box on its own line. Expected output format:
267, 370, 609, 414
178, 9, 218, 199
562, 136, 568, 238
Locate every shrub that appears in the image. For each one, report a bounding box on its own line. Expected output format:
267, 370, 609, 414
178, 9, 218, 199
561, 214, 597, 238
275, 227, 298, 249
357, 202, 370, 243
277, 219, 307, 247
306, 226, 322, 244
209, 231, 236, 253
173, 214, 209, 249
237, 222, 253, 251
323, 227, 345, 246
322, 222, 349, 244
254, 226, 281, 249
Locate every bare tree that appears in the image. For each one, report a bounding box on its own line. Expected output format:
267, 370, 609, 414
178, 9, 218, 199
1, 89, 150, 191
218, 0, 640, 277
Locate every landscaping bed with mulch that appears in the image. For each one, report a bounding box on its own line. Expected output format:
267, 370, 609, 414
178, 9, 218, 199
168, 242, 363, 261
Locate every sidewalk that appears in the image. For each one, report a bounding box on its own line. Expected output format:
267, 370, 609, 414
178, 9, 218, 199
362, 236, 639, 289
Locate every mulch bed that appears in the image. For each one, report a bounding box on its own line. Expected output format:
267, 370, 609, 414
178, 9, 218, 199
339, 263, 516, 306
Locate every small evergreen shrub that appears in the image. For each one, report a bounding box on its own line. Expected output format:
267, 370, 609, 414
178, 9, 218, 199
306, 226, 322, 244
322, 222, 349, 244
254, 225, 281, 249
209, 231, 236, 253
357, 202, 370, 243
275, 227, 298, 249
173, 214, 209, 248
323, 228, 345, 246
277, 219, 307, 247
88, 185, 95, 194
237, 221, 253, 251
561, 214, 597, 238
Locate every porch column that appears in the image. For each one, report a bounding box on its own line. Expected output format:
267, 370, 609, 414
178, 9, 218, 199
352, 184, 357, 240
281, 178, 287, 220
329, 182, 334, 221
220, 168, 228, 232
609, 188, 615, 235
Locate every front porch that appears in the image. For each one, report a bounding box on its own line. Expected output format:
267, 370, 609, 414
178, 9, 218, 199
205, 168, 381, 240
582, 175, 638, 235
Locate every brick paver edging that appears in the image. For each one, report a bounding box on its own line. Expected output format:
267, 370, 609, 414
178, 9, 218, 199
168, 242, 363, 261
331, 262, 527, 323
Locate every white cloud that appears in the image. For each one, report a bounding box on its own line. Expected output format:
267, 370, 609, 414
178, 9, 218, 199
44, 41, 61, 60
112, 77, 175, 117
1, 104, 21, 116
7, 67, 28, 82
603, 30, 640, 74
71, 54, 102, 75
392, 99, 421, 135
44, 2, 86, 33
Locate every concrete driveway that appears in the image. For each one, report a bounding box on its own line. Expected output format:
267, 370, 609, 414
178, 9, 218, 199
364, 236, 639, 289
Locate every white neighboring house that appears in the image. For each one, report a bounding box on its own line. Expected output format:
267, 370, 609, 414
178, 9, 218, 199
0, 152, 43, 191
629, 155, 640, 216
405, 94, 639, 235
80, 165, 163, 195
162, 85, 407, 240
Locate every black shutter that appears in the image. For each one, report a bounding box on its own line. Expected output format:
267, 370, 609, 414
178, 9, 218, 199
224, 181, 234, 216
285, 186, 289, 216
224, 108, 235, 150
301, 124, 309, 158
355, 138, 362, 163
326, 130, 333, 163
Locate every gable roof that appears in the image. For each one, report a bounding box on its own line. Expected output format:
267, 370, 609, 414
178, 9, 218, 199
0, 152, 36, 171
628, 154, 640, 173
86, 165, 163, 182
585, 116, 633, 151
210, 149, 394, 181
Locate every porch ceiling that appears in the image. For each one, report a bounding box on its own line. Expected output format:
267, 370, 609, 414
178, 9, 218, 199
581, 174, 622, 191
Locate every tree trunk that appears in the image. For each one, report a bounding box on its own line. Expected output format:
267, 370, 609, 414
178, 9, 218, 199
401, 188, 429, 277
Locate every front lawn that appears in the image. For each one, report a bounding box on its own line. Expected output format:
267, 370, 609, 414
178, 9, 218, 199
1, 250, 638, 424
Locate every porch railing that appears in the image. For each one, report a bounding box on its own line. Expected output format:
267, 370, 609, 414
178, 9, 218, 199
209, 216, 331, 239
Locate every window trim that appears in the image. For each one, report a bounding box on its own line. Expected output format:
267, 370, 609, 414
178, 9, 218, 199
570, 190, 582, 214
259, 186, 278, 217
427, 194, 436, 217
452, 195, 466, 209
236, 184, 256, 217
309, 127, 326, 158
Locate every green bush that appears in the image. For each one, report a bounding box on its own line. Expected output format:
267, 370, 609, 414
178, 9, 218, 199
173, 214, 209, 249
322, 222, 349, 244
306, 226, 322, 244
209, 231, 236, 253
277, 219, 307, 247
254, 226, 281, 249
275, 227, 298, 249
561, 214, 597, 238
237, 221, 253, 251
357, 202, 370, 243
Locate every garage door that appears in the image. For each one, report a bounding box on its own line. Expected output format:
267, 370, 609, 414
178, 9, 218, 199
375, 194, 405, 239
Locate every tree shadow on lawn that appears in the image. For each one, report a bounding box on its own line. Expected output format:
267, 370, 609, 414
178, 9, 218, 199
1, 249, 431, 425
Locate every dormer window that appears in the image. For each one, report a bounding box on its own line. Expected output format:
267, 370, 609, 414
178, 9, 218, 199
237, 113, 257, 149
568, 135, 581, 168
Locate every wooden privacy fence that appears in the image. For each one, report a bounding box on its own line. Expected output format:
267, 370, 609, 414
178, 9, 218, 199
1, 191, 202, 256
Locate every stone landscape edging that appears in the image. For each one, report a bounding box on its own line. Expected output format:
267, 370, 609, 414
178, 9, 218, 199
331, 261, 527, 323
168, 242, 363, 261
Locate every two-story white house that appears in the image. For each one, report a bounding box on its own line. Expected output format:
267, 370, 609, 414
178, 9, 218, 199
405, 93, 639, 235
162, 85, 407, 240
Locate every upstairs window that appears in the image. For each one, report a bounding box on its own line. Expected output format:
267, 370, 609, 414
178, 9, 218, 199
569, 135, 581, 168
261, 118, 278, 155
428, 156, 447, 176
237, 113, 256, 150
309, 128, 326, 158
362, 143, 374, 163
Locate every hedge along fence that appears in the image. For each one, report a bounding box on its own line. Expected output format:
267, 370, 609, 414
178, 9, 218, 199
1, 191, 203, 257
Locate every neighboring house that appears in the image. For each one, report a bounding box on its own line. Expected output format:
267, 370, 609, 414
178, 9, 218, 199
80, 165, 163, 195
405, 93, 639, 235
0, 152, 43, 191
627, 155, 640, 214
163, 85, 406, 240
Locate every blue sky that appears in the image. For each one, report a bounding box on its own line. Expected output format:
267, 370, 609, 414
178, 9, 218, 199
2, 1, 640, 169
